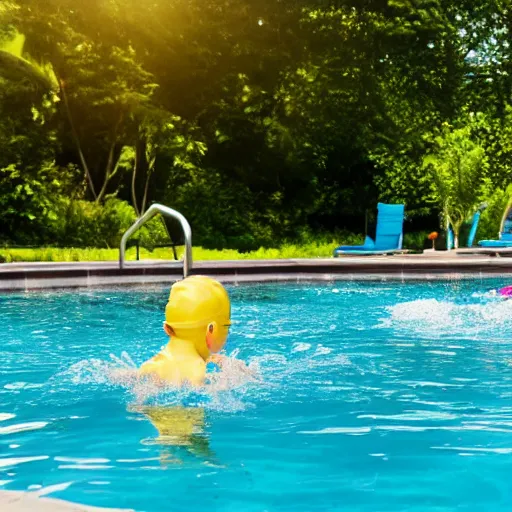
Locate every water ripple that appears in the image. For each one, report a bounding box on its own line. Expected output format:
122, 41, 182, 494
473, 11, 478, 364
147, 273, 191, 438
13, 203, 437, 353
0, 456, 48, 468
0, 422, 48, 435
1, 281, 512, 511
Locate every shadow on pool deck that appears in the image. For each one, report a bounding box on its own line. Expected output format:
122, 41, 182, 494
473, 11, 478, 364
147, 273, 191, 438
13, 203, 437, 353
1, 252, 512, 291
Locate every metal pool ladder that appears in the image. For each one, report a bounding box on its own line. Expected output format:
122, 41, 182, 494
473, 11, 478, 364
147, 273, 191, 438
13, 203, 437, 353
119, 203, 193, 278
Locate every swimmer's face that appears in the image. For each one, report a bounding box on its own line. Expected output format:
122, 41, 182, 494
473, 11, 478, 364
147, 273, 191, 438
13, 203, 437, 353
205, 317, 231, 354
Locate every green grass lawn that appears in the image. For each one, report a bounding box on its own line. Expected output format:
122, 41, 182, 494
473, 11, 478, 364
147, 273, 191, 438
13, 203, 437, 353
0, 233, 427, 263
0, 242, 341, 263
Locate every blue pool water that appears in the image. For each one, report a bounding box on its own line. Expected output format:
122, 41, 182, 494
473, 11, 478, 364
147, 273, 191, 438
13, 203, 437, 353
2, 279, 512, 511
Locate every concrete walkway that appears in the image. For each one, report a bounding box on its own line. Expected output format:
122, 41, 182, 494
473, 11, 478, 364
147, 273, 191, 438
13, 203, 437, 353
0, 490, 132, 511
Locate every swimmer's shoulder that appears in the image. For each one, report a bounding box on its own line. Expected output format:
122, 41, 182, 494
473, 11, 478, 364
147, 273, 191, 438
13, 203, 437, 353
184, 357, 207, 386
139, 350, 207, 387
138, 350, 173, 378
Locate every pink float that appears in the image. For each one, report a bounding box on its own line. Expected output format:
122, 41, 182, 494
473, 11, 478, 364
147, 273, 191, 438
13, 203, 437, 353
498, 285, 512, 297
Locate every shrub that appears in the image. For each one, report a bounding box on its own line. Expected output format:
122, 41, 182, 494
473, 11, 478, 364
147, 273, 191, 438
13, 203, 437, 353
138, 216, 171, 250
403, 231, 430, 251
477, 184, 512, 241
164, 168, 266, 251
56, 198, 177, 249
0, 161, 78, 245
56, 198, 136, 248
423, 121, 489, 248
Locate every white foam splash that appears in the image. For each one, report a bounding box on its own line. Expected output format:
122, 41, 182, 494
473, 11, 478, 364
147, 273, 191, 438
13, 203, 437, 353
314, 345, 332, 356
54, 359, 118, 385
52, 347, 262, 413
109, 352, 137, 369
292, 342, 311, 353
389, 299, 457, 326
383, 298, 512, 338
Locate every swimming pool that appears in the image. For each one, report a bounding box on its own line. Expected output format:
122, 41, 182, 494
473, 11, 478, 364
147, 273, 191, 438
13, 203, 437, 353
1, 279, 512, 511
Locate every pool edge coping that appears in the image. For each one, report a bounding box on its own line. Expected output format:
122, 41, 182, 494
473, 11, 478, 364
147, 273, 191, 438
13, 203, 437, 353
1, 256, 512, 290
0, 490, 133, 511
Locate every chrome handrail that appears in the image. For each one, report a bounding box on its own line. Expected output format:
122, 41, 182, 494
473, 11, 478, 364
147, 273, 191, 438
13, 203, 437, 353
119, 204, 192, 277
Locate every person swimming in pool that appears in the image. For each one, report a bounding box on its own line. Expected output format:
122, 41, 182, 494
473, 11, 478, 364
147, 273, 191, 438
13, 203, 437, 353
113, 275, 254, 388
110, 276, 255, 467
139, 275, 243, 386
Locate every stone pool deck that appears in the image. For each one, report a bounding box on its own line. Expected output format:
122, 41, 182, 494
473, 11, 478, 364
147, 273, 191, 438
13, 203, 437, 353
1, 252, 512, 290
0, 490, 132, 511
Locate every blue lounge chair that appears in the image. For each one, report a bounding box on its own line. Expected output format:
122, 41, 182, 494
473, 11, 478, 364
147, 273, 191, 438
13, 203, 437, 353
333, 203, 405, 257
478, 203, 512, 247
467, 205, 486, 247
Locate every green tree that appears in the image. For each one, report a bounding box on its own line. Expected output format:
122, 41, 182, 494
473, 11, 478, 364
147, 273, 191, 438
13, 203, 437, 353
423, 118, 489, 248
0, 31, 73, 243
4, 0, 512, 248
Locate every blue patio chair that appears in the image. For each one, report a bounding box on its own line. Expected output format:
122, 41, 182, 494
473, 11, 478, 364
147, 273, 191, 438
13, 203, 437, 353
333, 203, 405, 257
478, 203, 512, 247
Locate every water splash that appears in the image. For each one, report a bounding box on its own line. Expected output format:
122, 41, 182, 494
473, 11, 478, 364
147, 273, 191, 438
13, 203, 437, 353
109, 351, 137, 369
382, 297, 512, 339
51, 348, 265, 413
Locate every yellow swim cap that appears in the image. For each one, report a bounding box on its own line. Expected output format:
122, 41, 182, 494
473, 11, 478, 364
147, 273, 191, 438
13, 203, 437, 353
165, 275, 230, 328
164, 276, 231, 357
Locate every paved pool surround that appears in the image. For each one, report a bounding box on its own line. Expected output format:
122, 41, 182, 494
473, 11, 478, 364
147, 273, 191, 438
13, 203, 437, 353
0, 490, 132, 511
1, 253, 512, 290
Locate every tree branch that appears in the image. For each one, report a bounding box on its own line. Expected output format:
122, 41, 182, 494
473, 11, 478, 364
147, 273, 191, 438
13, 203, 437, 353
97, 112, 124, 203
131, 141, 140, 217
60, 79, 97, 200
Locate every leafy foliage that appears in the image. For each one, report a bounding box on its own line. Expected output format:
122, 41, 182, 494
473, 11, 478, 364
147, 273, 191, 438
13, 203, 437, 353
422, 119, 489, 247
478, 184, 512, 241
2, 0, 512, 250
